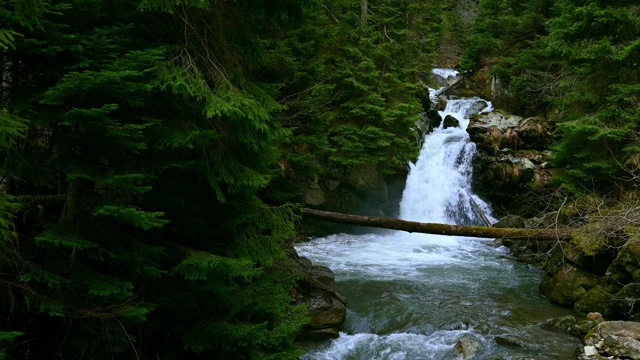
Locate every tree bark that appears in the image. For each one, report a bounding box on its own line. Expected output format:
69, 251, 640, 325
302, 208, 571, 241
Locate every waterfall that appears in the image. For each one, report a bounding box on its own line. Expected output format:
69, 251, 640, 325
399, 95, 493, 226
297, 69, 579, 360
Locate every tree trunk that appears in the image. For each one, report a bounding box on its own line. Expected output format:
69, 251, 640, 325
360, 0, 368, 28
58, 177, 94, 226
302, 208, 571, 241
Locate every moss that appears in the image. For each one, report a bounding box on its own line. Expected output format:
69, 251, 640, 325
572, 223, 610, 256
540, 264, 601, 307
574, 285, 615, 318
611, 283, 640, 319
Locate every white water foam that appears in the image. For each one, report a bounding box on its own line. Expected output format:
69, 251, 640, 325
302, 330, 480, 360
432, 68, 459, 79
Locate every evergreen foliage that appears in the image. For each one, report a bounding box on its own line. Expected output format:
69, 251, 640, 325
544, 0, 640, 191
0, 0, 444, 358
270, 0, 440, 178
0, 0, 309, 358
464, 0, 640, 192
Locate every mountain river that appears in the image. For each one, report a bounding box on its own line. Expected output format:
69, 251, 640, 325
296, 69, 581, 359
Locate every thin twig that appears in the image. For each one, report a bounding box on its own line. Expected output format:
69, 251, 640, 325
115, 319, 139, 360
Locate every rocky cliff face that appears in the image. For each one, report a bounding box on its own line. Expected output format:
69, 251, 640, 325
300, 159, 409, 237
466, 109, 554, 217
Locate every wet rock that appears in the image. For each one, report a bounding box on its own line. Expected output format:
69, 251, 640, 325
307, 265, 336, 288
435, 96, 447, 111
542, 315, 579, 333
415, 113, 429, 144
494, 336, 527, 349
443, 115, 460, 129
305, 294, 346, 329
295, 258, 347, 340
453, 333, 482, 360
463, 100, 490, 118
427, 109, 443, 130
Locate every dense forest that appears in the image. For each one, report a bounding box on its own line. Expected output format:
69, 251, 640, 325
0, 0, 638, 359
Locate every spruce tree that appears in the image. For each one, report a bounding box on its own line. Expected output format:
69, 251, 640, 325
0, 0, 310, 358
544, 0, 640, 191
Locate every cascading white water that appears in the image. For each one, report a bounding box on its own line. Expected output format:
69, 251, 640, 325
399, 96, 492, 226
297, 70, 579, 359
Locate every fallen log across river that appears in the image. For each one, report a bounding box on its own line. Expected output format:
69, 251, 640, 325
302, 208, 572, 241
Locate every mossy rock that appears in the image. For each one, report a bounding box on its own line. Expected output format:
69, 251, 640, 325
564, 237, 617, 276
540, 264, 601, 307
494, 214, 526, 229
610, 241, 640, 280
611, 283, 640, 319
574, 285, 616, 318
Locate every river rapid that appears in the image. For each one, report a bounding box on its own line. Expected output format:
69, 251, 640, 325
296, 69, 581, 359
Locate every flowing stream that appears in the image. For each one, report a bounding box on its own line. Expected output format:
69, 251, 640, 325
297, 70, 580, 359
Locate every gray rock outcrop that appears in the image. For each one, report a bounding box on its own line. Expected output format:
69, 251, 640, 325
579, 321, 640, 359
300, 162, 405, 227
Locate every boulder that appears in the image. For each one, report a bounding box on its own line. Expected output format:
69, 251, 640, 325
468, 112, 553, 154
463, 100, 490, 118
611, 283, 640, 318
467, 111, 522, 138
305, 293, 347, 330
583, 321, 640, 359
573, 285, 616, 318
453, 333, 483, 360
609, 241, 640, 284
415, 112, 430, 143
564, 238, 617, 276
540, 264, 600, 307
434, 96, 447, 111
587, 312, 604, 321
443, 115, 460, 129
295, 259, 347, 340
426, 109, 443, 130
